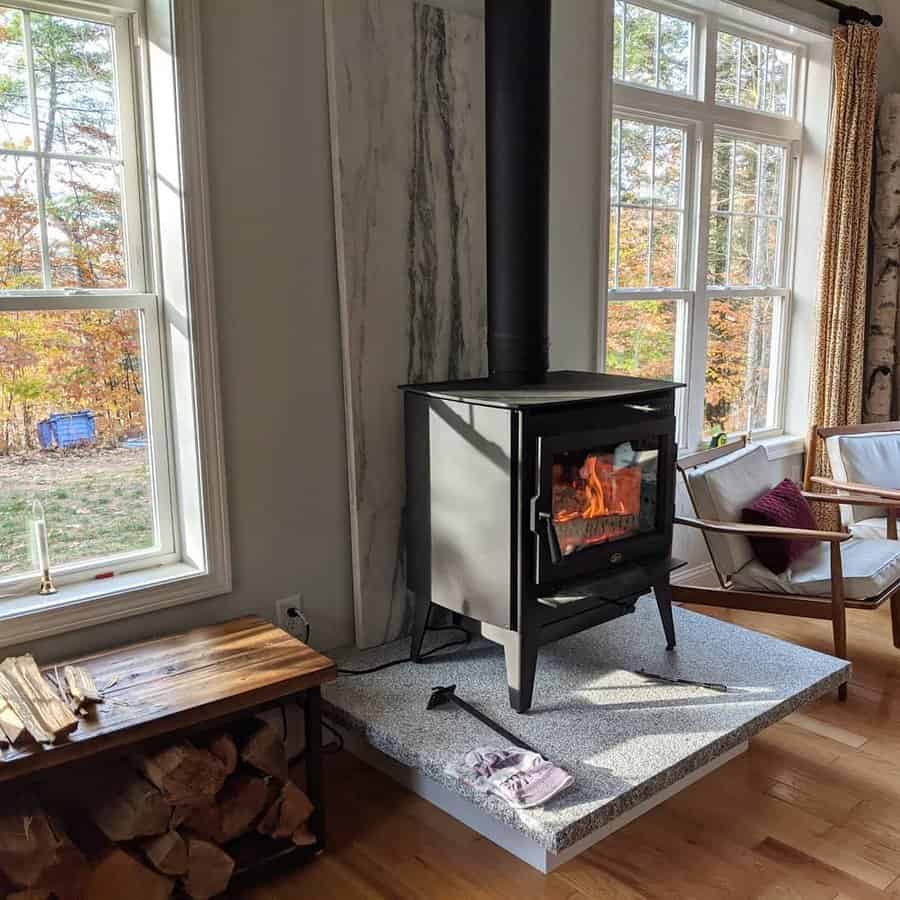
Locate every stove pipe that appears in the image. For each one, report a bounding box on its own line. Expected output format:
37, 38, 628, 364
485, 0, 551, 386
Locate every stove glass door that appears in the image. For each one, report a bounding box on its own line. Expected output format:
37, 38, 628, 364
550, 438, 659, 557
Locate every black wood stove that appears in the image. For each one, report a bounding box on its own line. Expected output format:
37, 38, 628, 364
401, 0, 684, 712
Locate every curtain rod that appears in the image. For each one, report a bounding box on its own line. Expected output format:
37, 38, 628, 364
815, 0, 883, 26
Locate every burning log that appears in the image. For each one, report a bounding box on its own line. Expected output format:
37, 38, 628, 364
553, 512, 640, 552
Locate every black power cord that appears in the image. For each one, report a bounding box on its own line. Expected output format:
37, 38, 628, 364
298, 604, 471, 677
336, 624, 471, 676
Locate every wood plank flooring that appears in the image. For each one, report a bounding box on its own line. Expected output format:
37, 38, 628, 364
241, 604, 900, 899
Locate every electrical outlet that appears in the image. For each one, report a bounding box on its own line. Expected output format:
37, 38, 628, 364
276, 595, 309, 642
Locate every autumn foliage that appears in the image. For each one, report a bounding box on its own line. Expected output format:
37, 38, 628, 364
0, 8, 145, 454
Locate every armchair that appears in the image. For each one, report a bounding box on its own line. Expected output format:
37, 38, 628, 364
804, 422, 900, 540
672, 438, 900, 700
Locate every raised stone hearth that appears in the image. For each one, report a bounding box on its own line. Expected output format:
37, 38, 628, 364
323, 600, 848, 872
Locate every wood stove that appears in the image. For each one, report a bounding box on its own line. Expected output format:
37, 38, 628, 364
401, 0, 684, 711
403, 374, 682, 712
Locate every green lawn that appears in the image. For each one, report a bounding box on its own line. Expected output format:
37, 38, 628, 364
0, 450, 154, 578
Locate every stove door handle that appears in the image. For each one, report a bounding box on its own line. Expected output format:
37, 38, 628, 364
536, 511, 563, 565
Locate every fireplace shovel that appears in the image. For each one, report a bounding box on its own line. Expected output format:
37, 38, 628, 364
427, 685, 538, 754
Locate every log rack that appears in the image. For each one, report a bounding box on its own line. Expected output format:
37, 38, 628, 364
0, 616, 336, 890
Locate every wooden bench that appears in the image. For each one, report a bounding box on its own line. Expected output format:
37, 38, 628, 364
0, 615, 336, 881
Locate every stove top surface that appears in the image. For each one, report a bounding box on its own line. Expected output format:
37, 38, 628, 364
400, 370, 683, 409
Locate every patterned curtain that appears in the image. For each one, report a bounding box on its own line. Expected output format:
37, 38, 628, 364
809, 23, 879, 528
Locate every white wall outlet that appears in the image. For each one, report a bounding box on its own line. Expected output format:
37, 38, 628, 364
276, 594, 309, 641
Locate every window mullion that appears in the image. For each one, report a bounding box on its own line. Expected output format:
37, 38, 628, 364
647, 124, 656, 288
615, 119, 623, 289
22, 11, 51, 290
654, 10, 661, 90
685, 121, 715, 450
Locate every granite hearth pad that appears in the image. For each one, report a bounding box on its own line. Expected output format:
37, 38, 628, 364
323, 599, 848, 860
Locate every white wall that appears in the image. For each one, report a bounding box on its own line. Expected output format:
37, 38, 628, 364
13, 0, 871, 659
10, 0, 356, 662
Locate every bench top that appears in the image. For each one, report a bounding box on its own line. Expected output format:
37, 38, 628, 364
0, 615, 336, 784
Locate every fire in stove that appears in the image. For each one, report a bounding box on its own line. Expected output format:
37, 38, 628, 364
551, 444, 653, 556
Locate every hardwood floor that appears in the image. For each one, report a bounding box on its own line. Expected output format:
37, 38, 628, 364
242, 604, 900, 899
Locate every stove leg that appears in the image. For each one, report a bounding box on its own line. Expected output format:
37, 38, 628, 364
410, 596, 431, 662
654, 579, 677, 650
504, 632, 538, 714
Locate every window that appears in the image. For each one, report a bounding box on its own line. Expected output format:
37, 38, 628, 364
603, 2, 804, 449
715, 31, 794, 116
613, 1, 694, 95
0, 0, 229, 636
609, 117, 687, 289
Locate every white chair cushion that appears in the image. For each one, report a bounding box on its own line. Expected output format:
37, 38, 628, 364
731, 537, 900, 600
685, 444, 774, 578
849, 517, 888, 540
826, 431, 900, 524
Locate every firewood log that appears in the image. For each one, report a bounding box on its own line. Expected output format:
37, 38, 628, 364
87, 769, 171, 841
183, 774, 268, 844
63, 665, 102, 706
0, 696, 26, 745
7, 890, 51, 900
141, 831, 188, 877
170, 806, 192, 829
180, 801, 220, 843
218, 773, 268, 841
0, 796, 64, 887
204, 733, 238, 776
135, 742, 227, 807
292, 823, 317, 847
183, 839, 234, 900
257, 782, 314, 841
0, 656, 77, 743
85, 848, 173, 900
34, 836, 90, 900
240, 721, 288, 781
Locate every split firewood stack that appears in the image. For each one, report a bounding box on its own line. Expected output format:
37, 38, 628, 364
0, 721, 317, 899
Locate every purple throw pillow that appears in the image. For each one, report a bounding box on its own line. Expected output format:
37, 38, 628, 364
741, 479, 818, 575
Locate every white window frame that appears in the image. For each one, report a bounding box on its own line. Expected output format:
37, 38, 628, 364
601, 0, 807, 452
0, 0, 230, 648
613, 0, 702, 99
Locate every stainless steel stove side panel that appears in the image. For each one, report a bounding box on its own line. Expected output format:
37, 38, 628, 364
406, 393, 516, 630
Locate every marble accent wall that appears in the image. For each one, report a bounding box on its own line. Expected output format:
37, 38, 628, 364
326, 0, 487, 648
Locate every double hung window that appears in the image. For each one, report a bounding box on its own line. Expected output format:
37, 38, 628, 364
604, 0, 803, 447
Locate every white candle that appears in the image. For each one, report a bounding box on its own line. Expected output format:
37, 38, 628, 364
33, 519, 49, 572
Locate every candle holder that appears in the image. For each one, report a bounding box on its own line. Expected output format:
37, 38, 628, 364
39, 569, 57, 595
32, 501, 57, 596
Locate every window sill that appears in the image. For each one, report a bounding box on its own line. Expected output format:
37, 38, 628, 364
757, 433, 806, 460
0, 562, 230, 651
680, 433, 805, 461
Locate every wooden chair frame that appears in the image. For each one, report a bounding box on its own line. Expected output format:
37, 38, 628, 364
803, 420, 900, 540
671, 437, 900, 701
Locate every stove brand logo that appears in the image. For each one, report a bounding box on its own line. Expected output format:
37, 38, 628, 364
610, 552, 624, 565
